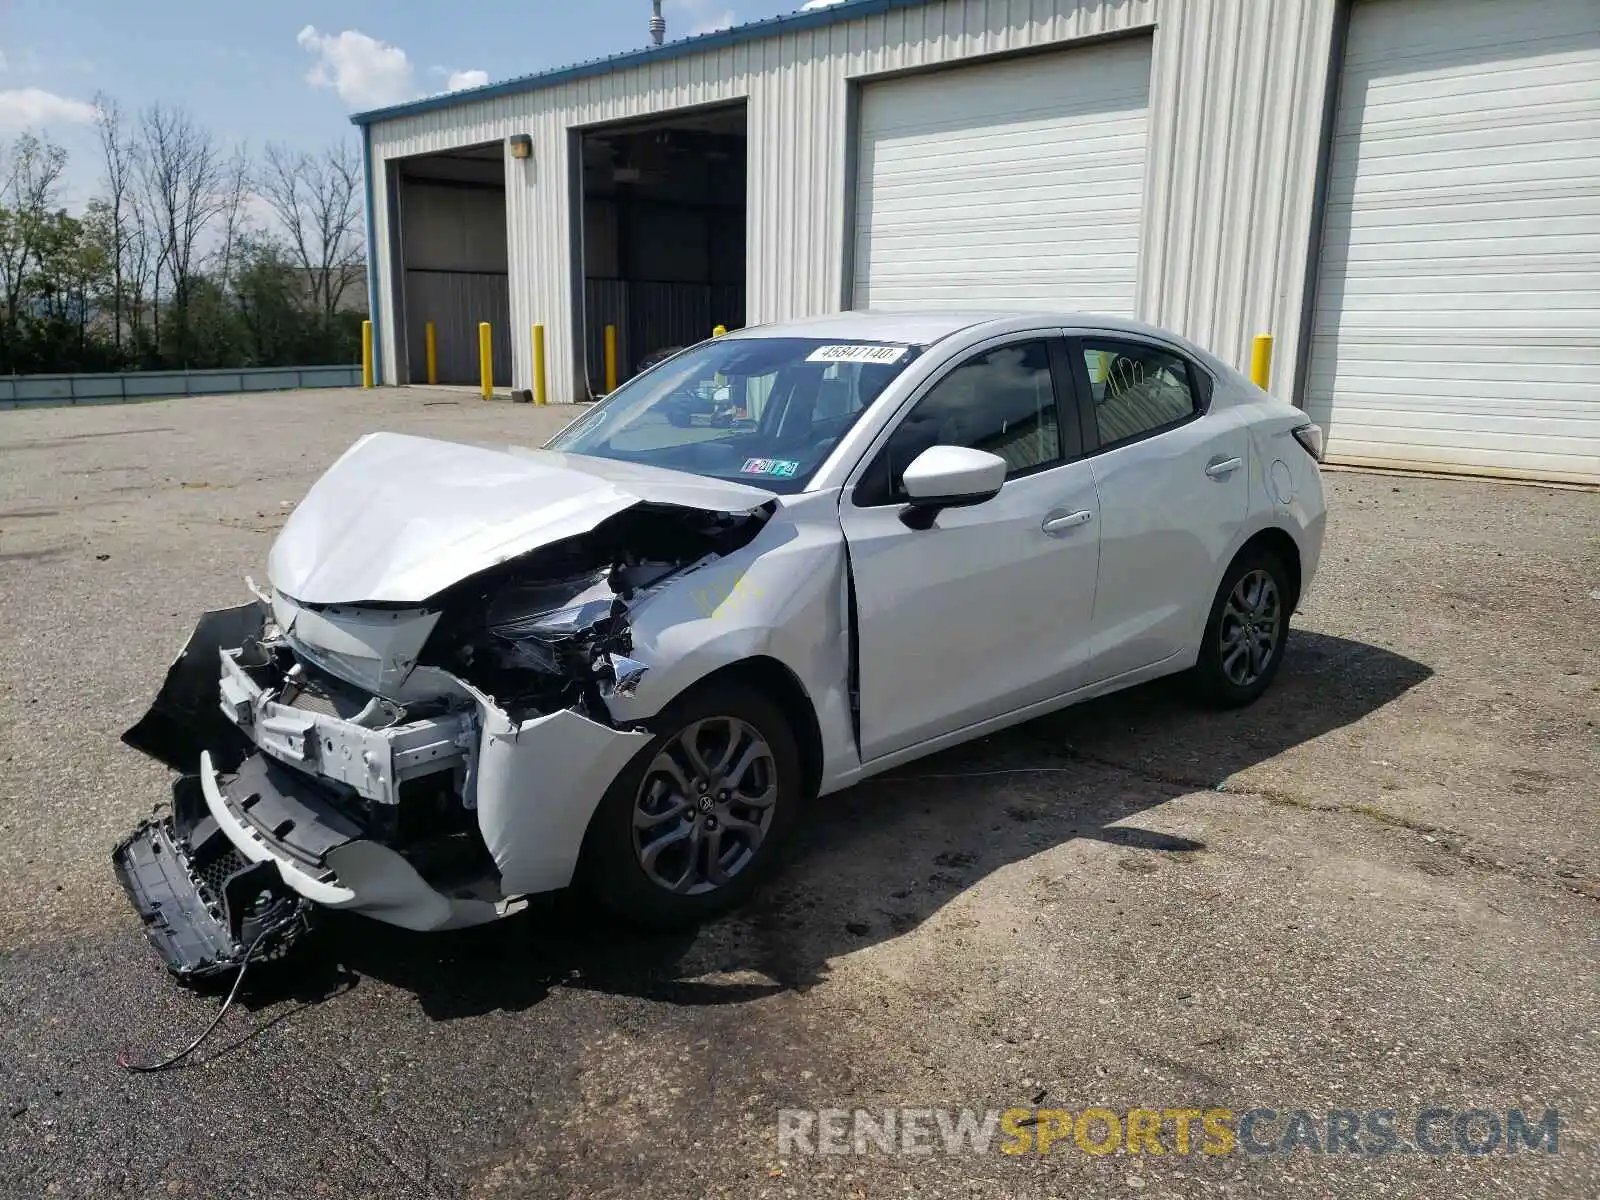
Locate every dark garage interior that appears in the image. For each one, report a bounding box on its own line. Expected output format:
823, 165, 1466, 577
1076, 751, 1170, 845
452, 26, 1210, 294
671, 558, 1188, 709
579, 102, 747, 395
392, 142, 512, 386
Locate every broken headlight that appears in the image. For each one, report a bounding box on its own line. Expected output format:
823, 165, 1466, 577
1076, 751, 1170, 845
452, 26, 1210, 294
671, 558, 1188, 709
485, 570, 618, 671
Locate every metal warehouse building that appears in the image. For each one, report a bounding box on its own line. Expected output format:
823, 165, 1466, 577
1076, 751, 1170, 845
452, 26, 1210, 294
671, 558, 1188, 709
353, 0, 1599, 485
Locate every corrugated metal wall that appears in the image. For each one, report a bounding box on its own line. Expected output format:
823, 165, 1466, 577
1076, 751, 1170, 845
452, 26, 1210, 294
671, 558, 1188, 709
583, 280, 746, 386
399, 180, 513, 384
581, 192, 746, 386
401, 182, 508, 271
367, 0, 1339, 404
405, 271, 513, 384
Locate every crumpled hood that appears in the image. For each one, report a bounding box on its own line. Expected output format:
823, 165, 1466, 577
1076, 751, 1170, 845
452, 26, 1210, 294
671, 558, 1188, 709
267, 432, 775, 604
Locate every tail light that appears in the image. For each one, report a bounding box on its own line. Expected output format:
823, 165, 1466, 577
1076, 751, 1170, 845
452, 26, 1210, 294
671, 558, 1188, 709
1292, 423, 1324, 463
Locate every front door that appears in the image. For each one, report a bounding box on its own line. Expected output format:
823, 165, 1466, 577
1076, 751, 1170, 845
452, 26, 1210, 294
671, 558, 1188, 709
838, 337, 1102, 762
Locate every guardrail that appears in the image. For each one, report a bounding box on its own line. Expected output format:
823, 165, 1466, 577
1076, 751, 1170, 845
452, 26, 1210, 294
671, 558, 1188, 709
0, 364, 362, 410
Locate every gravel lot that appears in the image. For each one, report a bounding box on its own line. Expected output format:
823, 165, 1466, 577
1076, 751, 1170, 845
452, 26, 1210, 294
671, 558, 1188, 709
1, 387, 1596, 1198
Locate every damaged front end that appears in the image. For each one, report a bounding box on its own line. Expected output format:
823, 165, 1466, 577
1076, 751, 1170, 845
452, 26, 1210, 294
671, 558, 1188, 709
116, 605, 316, 980
417, 502, 767, 722
117, 605, 309, 980
114, 448, 774, 980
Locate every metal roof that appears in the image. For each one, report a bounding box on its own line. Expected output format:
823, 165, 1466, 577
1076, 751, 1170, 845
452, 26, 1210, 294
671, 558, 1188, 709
349, 0, 936, 126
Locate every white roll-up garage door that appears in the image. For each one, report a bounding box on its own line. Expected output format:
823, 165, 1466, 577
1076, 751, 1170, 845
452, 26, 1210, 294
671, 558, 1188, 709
852, 38, 1152, 314
1306, 0, 1600, 484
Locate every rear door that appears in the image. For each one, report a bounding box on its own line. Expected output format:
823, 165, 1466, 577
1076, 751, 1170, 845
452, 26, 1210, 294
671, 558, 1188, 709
1068, 335, 1250, 682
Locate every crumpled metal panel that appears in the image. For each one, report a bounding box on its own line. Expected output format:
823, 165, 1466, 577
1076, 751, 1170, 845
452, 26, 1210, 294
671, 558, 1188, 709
266, 431, 774, 604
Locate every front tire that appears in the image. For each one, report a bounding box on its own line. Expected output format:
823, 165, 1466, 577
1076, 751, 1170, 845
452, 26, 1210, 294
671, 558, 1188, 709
580, 681, 802, 928
1191, 548, 1292, 708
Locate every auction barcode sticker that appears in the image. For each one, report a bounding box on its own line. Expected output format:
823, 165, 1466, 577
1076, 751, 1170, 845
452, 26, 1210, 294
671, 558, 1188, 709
805, 344, 909, 365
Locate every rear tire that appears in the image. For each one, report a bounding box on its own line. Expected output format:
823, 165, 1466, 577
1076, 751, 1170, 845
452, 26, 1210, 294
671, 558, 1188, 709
579, 681, 802, 929
1190, 547, 1292, 708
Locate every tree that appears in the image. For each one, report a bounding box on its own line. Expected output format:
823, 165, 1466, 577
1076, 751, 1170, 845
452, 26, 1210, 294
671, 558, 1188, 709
138, 103, 229, 366
74, 205, 115, 357
230, 232, 362, 366
93, 92, 136, 357
124, 185, 158, 361
181, 273, 249, 369
0, 95, 362, 376
19, 206, 114, 371
0, 133, 68, 371
213, 145, 253, 294
231, 234, 302, 364
257, 141, 364, 325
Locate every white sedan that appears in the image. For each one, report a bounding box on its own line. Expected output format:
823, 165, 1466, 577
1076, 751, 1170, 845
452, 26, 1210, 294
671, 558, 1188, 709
115, 311, 1326, 978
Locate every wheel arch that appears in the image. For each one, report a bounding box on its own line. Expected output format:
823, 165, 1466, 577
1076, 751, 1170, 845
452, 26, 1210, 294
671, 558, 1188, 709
573, 653, 820, 925
670, 656, 825, 802
1233, 526, 1304, 612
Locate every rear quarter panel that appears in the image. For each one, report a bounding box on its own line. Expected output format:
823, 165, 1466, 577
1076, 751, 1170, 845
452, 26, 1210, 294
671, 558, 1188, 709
1222, 371, 1328, 603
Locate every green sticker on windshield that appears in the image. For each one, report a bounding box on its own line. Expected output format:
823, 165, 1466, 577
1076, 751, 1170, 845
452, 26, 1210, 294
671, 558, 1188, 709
740, 458, 800, 479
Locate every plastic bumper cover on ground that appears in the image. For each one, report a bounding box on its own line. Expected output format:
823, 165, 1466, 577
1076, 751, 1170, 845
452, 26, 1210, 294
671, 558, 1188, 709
114, 749, 514, 979
112, 775, 311, 982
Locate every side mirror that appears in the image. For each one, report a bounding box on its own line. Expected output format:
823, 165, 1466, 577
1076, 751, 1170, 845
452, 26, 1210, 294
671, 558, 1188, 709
898, 445, 1007, 529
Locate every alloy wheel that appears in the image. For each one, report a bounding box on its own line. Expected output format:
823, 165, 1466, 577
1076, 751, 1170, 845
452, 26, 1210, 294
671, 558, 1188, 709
1218, 568, 1282, 687
631, 716, 778, 895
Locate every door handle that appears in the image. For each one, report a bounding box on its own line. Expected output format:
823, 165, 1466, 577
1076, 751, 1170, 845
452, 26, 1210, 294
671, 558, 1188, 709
1205, 456, 1243, 478
1041, 510, 1094, 535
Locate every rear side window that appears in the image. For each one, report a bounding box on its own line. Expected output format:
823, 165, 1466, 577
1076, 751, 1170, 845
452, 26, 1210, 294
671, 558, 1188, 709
1080, 340, 1200, 447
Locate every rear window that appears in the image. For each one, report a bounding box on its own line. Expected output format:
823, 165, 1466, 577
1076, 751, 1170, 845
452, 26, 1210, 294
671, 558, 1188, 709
1080, 341, 1202, 446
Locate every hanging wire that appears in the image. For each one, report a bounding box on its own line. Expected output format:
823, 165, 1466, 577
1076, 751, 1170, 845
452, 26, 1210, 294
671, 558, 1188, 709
116, 928, 269, 1073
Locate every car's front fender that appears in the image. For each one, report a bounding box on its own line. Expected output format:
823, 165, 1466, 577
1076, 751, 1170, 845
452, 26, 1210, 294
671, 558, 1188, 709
602, 494, 860, 791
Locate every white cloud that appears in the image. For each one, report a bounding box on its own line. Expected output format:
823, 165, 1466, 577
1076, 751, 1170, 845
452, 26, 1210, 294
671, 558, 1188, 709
0, 87, 99, 130
445, 69, 489, 92
671, 1, 739, 37
296, 25, 416, 110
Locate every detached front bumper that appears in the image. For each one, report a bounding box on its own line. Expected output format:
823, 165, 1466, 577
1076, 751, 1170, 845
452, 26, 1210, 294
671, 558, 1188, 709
196, 749, 511, 929
113, 748, 511, 979
113, 774, 311, 981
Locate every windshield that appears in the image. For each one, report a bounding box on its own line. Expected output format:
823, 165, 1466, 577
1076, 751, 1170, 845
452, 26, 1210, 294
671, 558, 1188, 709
546, 336, 922, 493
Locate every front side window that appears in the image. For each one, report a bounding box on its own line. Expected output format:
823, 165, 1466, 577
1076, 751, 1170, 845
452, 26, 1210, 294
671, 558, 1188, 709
546, 337, 921, 493
1081, 340, 1200, 447
856, 340, 1063, 505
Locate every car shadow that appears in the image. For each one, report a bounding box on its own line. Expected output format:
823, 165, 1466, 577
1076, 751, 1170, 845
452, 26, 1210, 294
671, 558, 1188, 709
256, 630, 1432, 1021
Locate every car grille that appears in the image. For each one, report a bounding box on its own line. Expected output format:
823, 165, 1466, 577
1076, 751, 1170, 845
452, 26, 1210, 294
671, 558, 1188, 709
192, 844, 248, 905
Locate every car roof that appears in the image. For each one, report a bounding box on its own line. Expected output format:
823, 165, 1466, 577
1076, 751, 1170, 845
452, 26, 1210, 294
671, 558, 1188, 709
726, 309, 1187, 347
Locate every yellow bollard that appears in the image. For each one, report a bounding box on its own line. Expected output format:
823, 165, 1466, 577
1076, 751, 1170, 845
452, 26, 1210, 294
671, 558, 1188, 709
479, 322, 493, 400
361, 320, 374, 389
712, 324, 727, 337
604, 324, 618, 393
1250, 333, 1274, 391
532, 324, 547, 406
425, 321, 438, 385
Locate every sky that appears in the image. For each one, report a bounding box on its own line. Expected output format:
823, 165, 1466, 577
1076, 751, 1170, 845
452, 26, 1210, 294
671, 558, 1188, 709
0, 0, 835, 208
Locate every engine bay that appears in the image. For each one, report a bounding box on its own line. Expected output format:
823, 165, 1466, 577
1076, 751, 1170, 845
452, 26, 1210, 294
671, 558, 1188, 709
417, 501, 773, 722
